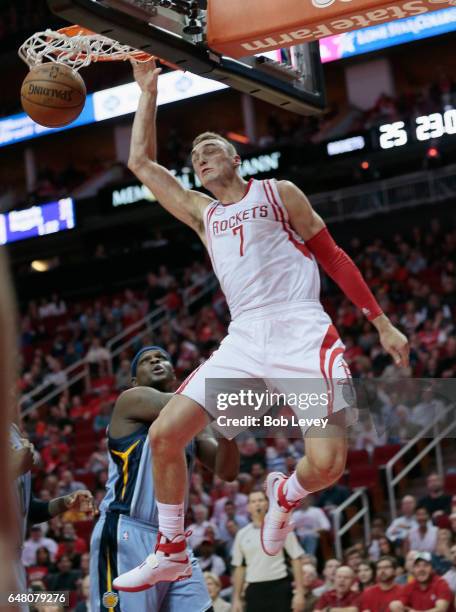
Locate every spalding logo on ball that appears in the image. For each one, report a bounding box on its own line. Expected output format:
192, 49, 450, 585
20, 63, 87, 128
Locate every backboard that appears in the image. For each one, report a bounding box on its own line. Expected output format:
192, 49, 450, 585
47, 0, 326, 115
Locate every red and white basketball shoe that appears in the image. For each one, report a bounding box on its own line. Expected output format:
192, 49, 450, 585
112, 532, 192, 592
261, 472, 299, 556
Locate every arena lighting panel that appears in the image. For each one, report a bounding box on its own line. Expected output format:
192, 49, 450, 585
47, 0, 326, 115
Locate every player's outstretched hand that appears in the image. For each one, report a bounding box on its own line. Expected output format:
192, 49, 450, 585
65, 489, 98, 518
378, 323, 409, 368
131, 58, 162, 95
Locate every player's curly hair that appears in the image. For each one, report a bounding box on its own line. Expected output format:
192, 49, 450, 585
192, 131, 237, 156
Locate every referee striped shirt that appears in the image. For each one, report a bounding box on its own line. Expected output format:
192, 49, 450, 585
231, 522, 304, 583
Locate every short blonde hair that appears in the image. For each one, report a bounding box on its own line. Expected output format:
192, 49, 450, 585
203, 571, 221, 588
192, 131, 237, 156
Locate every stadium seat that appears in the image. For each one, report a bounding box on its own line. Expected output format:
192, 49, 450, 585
372, 444, 402, 468
348, 465, 382, 512
444, 473, 456, 495
346, 449, 370, 470
73, 520, 94, 547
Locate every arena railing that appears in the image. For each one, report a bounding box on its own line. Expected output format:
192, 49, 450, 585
332, 487, 371, 560
106, 273, 219, 361
20, 273, 218, 417
385, 403, 456, 519
310, 162, 456, 221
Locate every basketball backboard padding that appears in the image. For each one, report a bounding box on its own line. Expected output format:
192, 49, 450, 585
47, 0, 326, 115
207, 0, 455, 58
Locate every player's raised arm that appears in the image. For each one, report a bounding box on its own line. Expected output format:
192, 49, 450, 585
128, 61, 212, 232
277, 180, 409, 368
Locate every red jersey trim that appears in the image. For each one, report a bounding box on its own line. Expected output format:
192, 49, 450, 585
219, 178, 254, 207
264, 180, 312, 260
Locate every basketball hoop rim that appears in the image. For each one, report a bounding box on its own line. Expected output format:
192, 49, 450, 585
18, 25, 181, 72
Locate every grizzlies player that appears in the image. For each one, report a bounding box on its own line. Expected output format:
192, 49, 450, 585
90, 346, 239, 611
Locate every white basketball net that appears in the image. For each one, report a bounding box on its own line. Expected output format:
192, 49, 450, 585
18, 28, 152, 71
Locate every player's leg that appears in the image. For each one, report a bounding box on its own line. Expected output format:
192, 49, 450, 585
261, 309, 352, 555
113, 396, 209, 591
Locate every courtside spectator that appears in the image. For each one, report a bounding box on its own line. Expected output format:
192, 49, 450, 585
213, 481, 248, 524
58, 470, 86, 496
315, 566, 360, 612
74, 575, 90, 612
203, 572, 230, 612
390, 552, 454, 612
359, 556, 403, 611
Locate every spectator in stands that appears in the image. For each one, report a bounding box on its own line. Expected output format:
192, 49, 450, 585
406, 506, 439, 554
86, 438, 109, 474
442, 544, 456, 594
301, 563, 319, 612
22, 525, 58, 567
46, 554, 81, 591
390, 551, 453, 612
74, 574, 90, 612
55, 523, 87, 564
217, 500, 248, 540
265, 435, 299, 474
190, 472, 212, 507
358, 560, 376, 591
231, 490, 304, 612
93, 401, 113, 433
386, 495, 418, 545
26, 547, 53, 584
85, 337, 111, 378
213, 480, 248, 524
188, 504, 219, 550
317, 481, 352, 514
203, 572, 230, 612
315, 566, 360, 612
238, 436, 265, 473
432, 529, 454, 575
195, 532, 226, 577
115, 358, 131, 391
418, 473, 452, 519
293, 495, 331, 555
313, 558, 341, 597
359, 556, 403, 611
368, 516, 388, 561
58, 469, 86, 497
345, 546, 363, 572
396, 550, 419, 585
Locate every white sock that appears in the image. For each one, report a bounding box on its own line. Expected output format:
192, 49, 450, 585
156, 501, 185, 543
284, 472, 310, 505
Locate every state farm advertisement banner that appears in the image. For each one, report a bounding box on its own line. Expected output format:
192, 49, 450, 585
207, 0, 456, 57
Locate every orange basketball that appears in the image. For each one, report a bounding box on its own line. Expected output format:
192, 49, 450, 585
20, 63, 87, 128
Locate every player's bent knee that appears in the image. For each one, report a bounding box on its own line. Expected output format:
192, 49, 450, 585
149, 419, 180, 452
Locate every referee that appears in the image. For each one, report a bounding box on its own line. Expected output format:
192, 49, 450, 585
231, 489, 305, 612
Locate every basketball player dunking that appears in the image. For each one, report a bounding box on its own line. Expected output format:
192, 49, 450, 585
114, 62, 409, 592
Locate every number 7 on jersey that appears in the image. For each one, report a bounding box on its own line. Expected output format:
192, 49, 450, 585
233, 224, 245, 256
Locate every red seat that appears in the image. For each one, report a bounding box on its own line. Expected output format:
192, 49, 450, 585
348, 465, 379, 489
73, 520, 94, 547
372, 444, 402, 468
444, 474, 456, 494
346, 449, 370, 470
77, 471, 97, 490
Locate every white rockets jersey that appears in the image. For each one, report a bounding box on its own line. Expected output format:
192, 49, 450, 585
204, 178, 321, 320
